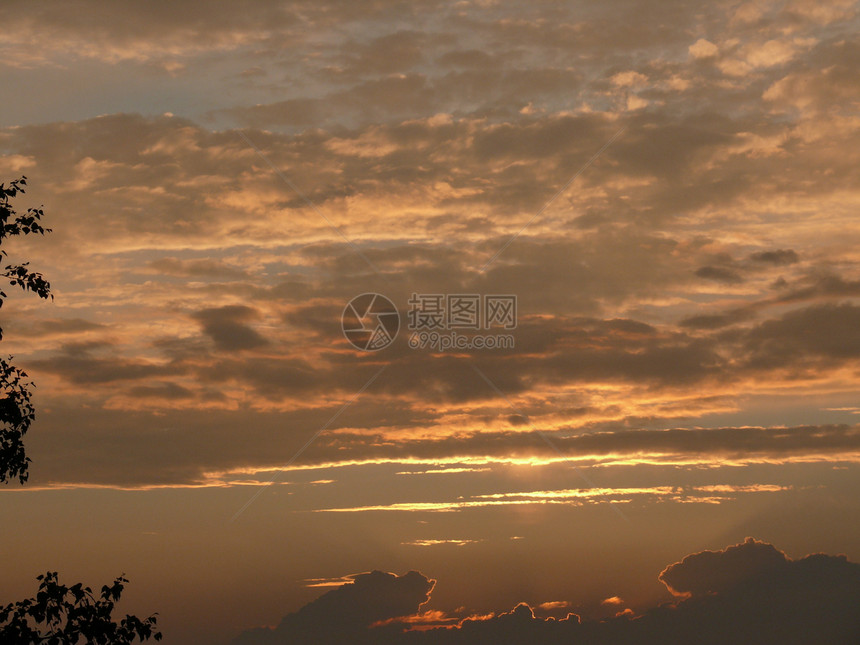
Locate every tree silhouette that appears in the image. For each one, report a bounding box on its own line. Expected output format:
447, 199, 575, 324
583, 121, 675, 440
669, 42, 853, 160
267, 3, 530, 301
0, 177, 163, 643
0, 572, 162, 644
0, 176, 52, 484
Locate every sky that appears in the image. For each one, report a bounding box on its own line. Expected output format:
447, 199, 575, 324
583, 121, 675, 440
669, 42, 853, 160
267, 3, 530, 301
1, 0, 860, 643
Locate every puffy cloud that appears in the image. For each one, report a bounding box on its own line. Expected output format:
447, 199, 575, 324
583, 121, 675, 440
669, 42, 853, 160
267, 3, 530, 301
659, 537, 788, 596
232, 570, 434, 644
742, 303, 860, 369
763, 38, 860, 115
689, 38, 719, 59
191, 305, 269, 351
695, 265, 745, 284
30, 341, 180, 384
126, 382, 195, 400
17, 318, 106, 338
749, 249, 799, 265
2, 0, 859, 507
232, 540, 860, 644
0, 0, 300, 64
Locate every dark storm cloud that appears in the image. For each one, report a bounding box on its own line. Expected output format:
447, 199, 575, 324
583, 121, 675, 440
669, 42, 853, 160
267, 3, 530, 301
30, 342, 179, 384
195, 356, 323, 396
773, 273, 860, 304
742, 303, 860, 369
33, 318, 104, 334
232, 571, 434, 645
27, 415, 859, 489
679, 308, 754, 330
24, 398, 447, 487
298, 424, 860, 472
658, 536, 788, 596
681, 272, 860, 330
126, 382, 194, 400
231, 539, 860, 644
695, 265, 744, 284
749, 249, 799, 266
4, 318, 107, 338
192, 305, 269, 351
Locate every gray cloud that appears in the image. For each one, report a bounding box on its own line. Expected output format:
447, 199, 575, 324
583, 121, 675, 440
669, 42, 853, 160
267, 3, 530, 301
659, 537, 788, 597
192, 305, 269, 351
695, 265, 744, 284
749, 249, 800, 266
232, 570, 434, 645
299, 424, 860, 472
31, 343, 179, 384
148, 257, 251, 280
231, 539, 860, 644
23, 411, 860, 488
742, 303, 860, 369
126, 382, 194, 400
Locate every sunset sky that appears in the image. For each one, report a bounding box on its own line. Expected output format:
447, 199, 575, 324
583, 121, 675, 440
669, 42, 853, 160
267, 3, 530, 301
2, 0, 860, 643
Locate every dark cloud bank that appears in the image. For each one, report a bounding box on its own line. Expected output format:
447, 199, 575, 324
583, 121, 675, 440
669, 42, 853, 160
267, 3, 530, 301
233, 538, 860, 645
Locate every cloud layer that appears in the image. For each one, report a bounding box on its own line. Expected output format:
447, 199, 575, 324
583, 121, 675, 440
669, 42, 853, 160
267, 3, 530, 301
232, 539, 860, 644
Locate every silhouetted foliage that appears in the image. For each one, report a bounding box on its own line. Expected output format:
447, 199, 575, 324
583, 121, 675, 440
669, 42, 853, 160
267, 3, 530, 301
0, 572, 162, 644
0, 178, 162, 642
0, 176, 52, 484
0, 356, 36, 485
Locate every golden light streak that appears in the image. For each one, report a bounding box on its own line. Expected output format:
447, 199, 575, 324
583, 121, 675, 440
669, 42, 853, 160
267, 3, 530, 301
312, 483, 794, 513
402, 539, 481, 547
